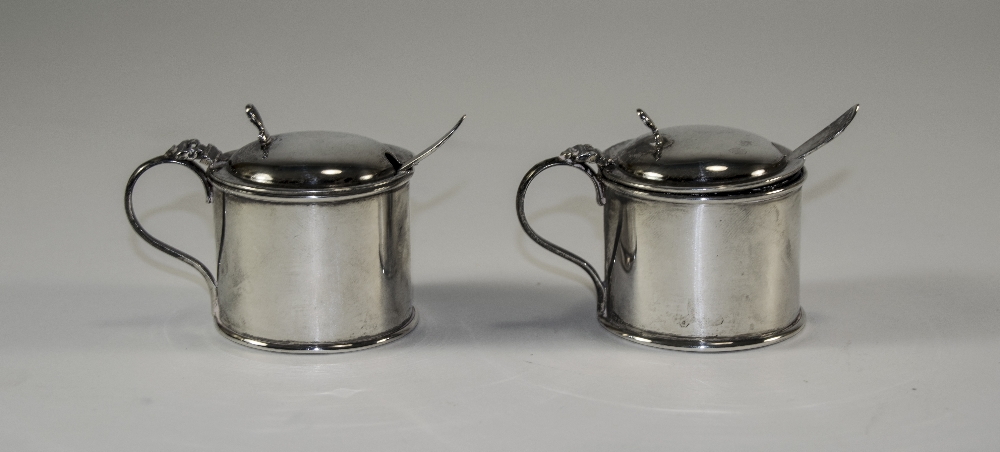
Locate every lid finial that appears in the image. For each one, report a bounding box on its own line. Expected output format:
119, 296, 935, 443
245, 104, 271, 149
636, 108, 667, 159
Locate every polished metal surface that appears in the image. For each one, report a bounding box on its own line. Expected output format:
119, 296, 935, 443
211, 178, 413, 346
127, 144, 416, 353
124, 104, 464, 353
602, 124, 802, 194
517, 105, 858, 351
789, 104, 860, 159
601, 176, 804, 340
225, 131, 412, 189
219, 109, 465, 193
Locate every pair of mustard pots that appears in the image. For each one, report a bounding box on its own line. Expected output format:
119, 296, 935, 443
125, 103, 858, 353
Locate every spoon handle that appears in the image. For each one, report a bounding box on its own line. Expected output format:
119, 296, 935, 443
789, 104, 860, 159
398, 115, 466, 172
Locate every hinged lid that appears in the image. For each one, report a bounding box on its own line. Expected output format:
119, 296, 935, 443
602, 124, 802, 193
598, 106, 859, 194
208, 105, 464, 196
226, 131, 412, 188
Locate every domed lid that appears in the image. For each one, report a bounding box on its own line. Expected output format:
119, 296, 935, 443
226, 131, 412, 188
602, 124, 802, 193
210, 105, 464, 196
599, 106, 859, 194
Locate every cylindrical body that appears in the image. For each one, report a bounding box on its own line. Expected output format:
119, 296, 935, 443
600, 177, 802, 345
211, 178, 415, 351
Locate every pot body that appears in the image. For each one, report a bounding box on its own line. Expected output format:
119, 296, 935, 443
209, 178, 416, 351
598, 176, 804, 350
516, 157, 807, 352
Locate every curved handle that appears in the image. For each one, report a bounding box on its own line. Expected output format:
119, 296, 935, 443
516, 155, 608, 309
125, 153, 217, 302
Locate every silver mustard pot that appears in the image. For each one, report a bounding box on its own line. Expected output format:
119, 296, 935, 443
517, 105, 858, 351
126, 105, 464, 353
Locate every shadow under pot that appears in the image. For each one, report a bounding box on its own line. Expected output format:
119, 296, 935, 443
125, 104, 464, 353
517, 105, 859, 351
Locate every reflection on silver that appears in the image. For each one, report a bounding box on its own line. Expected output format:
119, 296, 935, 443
249, 173, 273, 183
517, 105, 858, 352
601, 178, 804, 345
637, 170, 663, 181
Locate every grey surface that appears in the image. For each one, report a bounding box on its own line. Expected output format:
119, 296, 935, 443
1, 0, 999, 450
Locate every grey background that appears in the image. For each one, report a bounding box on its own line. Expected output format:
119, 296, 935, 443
1, 1, 998, 450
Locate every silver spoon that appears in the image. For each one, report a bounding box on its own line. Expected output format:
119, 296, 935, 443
398, 115, 466, 172
788, 104, 860, 159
